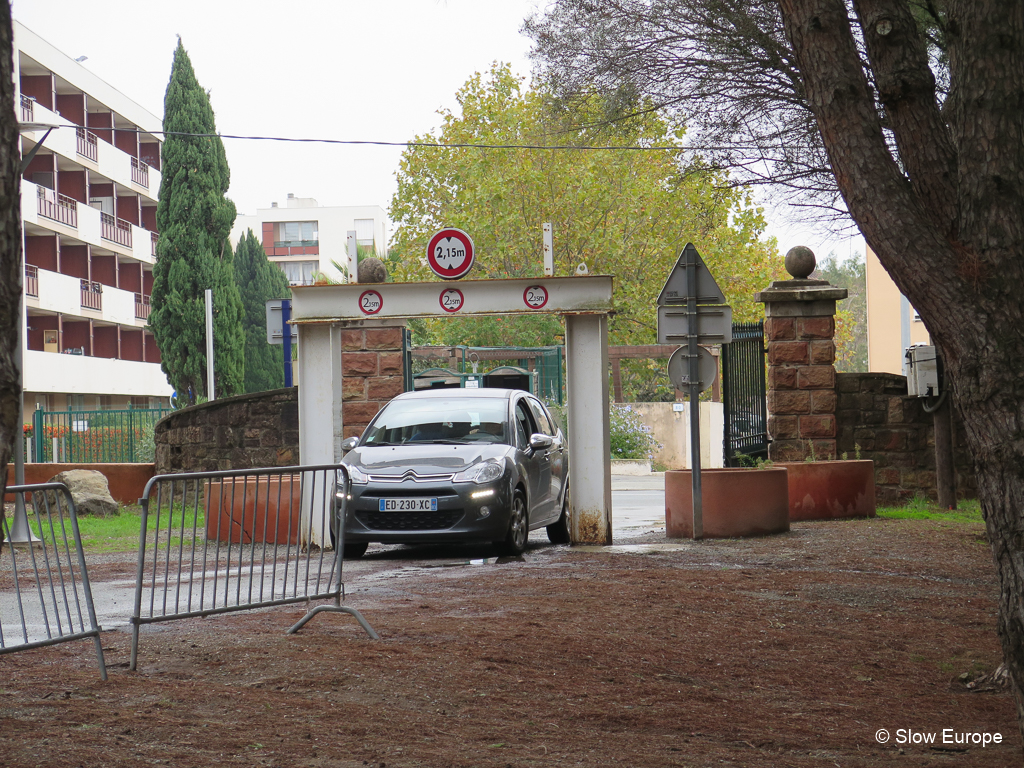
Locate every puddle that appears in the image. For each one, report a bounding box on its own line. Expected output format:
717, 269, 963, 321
571, 542, 693, 554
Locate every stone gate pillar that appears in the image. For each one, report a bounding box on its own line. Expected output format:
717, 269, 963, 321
755, 247, 848, 462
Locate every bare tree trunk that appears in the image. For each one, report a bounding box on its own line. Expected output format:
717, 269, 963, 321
779, 0, 1024, 734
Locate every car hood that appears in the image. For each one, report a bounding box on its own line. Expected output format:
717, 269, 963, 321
343, 443, 513, 476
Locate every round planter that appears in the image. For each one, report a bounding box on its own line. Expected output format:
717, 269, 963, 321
665, 467, 790, 539
779, 460, 876, 521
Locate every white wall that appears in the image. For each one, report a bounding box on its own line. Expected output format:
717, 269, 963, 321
24, 350, 172, 398
630, 401, 725, 470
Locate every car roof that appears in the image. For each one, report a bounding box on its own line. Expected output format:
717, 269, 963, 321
392, 387, 521, 401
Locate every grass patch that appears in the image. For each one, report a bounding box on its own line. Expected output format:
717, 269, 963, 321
876, 495, 983, 524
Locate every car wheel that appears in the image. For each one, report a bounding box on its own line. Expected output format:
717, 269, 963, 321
546, 481, 571, 544
343, 541, 369, 560
495, 489, 528, 556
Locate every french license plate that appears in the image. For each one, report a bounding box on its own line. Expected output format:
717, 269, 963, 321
379, 497, 438, 512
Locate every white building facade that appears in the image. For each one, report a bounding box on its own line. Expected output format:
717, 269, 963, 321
16, 21, 172, 422
233, 195, 388, 285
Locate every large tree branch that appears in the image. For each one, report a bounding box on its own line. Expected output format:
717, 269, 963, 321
854, 0, 959, 233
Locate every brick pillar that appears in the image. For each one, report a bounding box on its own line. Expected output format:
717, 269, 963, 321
755, 247, 848, 462
340, 322, 406, 438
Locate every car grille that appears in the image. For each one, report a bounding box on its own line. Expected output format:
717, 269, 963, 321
356, 509, 462, 531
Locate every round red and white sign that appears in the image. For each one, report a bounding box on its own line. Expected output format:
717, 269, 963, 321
523, 285, 548, 309
426, 228, 475, 280
358, 289, 383, 315
439, 288, 465, 313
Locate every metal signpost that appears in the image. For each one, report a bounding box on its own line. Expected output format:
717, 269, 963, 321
266, 298, 294, 387
658, 243, 731, 540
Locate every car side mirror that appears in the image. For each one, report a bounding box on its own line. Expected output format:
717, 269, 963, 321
529, 433, 553, 451
341, 436, 359, 452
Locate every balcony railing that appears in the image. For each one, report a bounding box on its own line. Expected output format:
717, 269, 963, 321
37, 187, 78, 228
100, 211, 133, 248
81, 280, 102, 311
135, 292, 151, 320
25, 265, 39, 297
131, 156, 150, 188
20, 94, 34, 123
76, 127, 99, 163
151, 230, 158, 257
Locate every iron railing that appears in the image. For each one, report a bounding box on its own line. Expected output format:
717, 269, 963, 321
24, 264, 39, 297
80, 279, 102, 311
130, 464, 376, 671
151, 231, 158, 256
0, 483, 107, 679
76, 127, 98, 163
100, 211, 133, 248
37, 187, 78, 228
722, 321, 769, 466
31, 406, 172, 464
20, 94, 34, 122
131, 156, 149, 188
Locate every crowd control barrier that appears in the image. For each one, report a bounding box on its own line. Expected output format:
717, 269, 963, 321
0, 483, 107, 679
130, 464, 377, 670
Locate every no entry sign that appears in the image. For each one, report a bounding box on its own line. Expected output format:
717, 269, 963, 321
426, 228, 475, 280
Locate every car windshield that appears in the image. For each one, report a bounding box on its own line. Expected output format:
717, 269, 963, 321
362, 397, 508, 446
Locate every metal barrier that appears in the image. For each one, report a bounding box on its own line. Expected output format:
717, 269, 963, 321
130, 464, 377, 671
0, 483, 107, 679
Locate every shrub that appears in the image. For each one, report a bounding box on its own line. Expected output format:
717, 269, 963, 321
609, 404, 660, 460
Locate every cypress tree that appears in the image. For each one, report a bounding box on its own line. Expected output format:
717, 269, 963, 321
151, 40, 244, 403
234, 229, 291, 393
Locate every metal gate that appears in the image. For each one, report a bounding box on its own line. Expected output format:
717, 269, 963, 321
721, 321, 769, 466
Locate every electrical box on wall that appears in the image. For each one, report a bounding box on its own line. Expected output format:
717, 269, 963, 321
905, 345, 939, 397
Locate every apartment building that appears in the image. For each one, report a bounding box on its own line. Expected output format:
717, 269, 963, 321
233, 195, 388, 285
16, 21, 172, 421
865, 244, 931, 375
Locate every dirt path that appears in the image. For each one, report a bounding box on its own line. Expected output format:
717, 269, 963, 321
0, 516, 1019, 767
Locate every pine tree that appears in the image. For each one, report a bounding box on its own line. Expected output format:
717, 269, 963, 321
234, 229, 291, 393
150, 40, 244, 403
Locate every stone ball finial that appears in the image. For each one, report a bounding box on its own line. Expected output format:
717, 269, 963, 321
357, 257, 388, 283
785, 246, 816, 279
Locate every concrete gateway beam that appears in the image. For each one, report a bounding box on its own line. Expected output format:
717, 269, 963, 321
289, 276, 615, 548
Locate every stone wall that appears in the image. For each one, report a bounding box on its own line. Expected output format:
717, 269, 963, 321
341, 325, 405, 439
835, 372, 975, 505
154, 388, 299, 474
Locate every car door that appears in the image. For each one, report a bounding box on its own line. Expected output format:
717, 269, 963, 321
527, 397, 564, 522
514, 397, 551, 521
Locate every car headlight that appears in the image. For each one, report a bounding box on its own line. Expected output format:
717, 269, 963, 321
345, 465, 369, 485
453, 459, 505, 484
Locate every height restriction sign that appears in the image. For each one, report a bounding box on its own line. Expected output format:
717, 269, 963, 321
426, 228, 475, 280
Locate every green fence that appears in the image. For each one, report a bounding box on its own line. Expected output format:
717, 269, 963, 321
29, 407, 172, 463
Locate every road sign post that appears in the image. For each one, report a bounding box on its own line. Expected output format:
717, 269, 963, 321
658, 243, 732, 540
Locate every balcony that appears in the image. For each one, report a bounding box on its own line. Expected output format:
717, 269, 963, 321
131, 156, 149, 189
25, 265, 39, 297
20, 94, 34, 122
135, 292, 151, 320
81, 279, 102, 311
37, 186, 78, 228
100, 211, 133, 248
76, 127, 99, 163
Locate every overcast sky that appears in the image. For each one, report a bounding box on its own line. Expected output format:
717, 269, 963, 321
13, 0, 859, 260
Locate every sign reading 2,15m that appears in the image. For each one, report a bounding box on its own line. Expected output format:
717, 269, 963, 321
426, 228, 475, 280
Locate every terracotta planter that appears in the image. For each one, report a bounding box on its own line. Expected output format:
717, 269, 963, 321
780, 460, 876, 521
205, 476, 303, 545
665, 467, 790, 539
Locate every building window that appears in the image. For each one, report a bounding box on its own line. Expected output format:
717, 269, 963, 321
354, 218, 375, 248
278, 260, 319, 286
68, 394, 86, 412
275, 221, 318, 247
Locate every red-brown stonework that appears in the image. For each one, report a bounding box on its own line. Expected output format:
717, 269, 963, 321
341, 330, 365, 351
367, 376, 404, 401
379, 352, 404, 376
767, 414, 799, 440
343, 377, 366, 401
767, 341, 809, 365
810, 389, 838, 414
768, 366, 799, 390
768, 390, 811, 415
342, 352, 378, 376
344, 401, 383, 423
797, 316, 834, 339
365, 327, 403, 350
799, 414, 836, 439
765, 317, 796, 341
808, 340, 836, 365
797, 365, 836, 390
